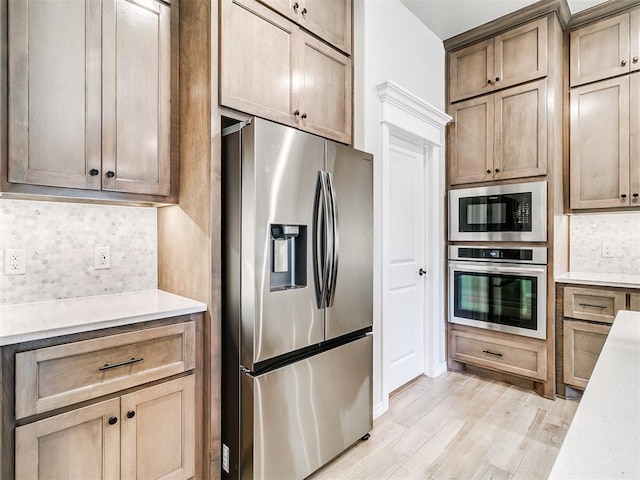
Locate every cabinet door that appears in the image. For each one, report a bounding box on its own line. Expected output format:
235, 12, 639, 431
102, 0, 171, 196
298, 33, 352, 144
302, 0, 352, 54
494, 17, 547, 91
631, 73, 640, 205
631, 8, 640, 72
449, 40, 494, 102
630, 293, 640, 311
570, 77, 630, 209
15, 399, 121, 479
448, 95, 494, 185
7, 0, 102, 190
494, 79, 547, 180
570, 12, 630, 87
120, 376, 195, 480
220, 0, 299, 128
563, 320, 610, 390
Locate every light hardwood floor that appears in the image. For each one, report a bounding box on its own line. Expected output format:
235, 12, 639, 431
309, 371, 578, 479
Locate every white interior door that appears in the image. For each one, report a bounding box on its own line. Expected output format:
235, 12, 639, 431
385, 134, 426, 393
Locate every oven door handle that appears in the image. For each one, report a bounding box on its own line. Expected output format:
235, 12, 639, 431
448, 261, 546, 275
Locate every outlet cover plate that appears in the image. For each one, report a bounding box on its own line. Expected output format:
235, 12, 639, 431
95, 246, 111, 270
4, 249, 26, 275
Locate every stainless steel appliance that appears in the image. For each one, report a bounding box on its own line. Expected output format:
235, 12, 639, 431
221, 118, 373, 479
449, 181, 547, 242
448, 246, 547, 339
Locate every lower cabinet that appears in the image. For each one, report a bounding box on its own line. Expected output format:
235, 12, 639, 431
562, 321, 610, 390
631, 293, 640, 311
15, 375, 195, 480
449, 326, 547, 381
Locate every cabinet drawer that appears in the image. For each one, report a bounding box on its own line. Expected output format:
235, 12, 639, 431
563, 287, 625, 323
15, 322, 195, 419
450, 328, 546, 380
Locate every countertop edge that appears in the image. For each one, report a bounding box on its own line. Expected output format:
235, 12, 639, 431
555, 272, 640, 289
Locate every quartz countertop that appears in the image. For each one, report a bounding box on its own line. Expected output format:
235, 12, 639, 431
555, 272, 640, 289
0, 289, 206, 346
549, 310, 640, 479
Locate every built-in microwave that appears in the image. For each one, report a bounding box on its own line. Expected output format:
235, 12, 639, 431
449, 181, 547, 242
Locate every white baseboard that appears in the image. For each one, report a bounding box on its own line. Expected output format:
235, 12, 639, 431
373, 401, 387, 419
427, 362, 447, 378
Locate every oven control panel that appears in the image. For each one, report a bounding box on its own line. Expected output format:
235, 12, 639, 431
449, 246, 547, 265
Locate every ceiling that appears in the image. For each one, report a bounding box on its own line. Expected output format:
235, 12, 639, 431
399, 0, 610, 40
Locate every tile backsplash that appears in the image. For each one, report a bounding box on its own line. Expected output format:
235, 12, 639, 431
0, 199, 157, 305
570, 213, 640, 275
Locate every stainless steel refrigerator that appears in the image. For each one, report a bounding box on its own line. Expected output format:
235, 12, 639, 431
222, 118, 373, 479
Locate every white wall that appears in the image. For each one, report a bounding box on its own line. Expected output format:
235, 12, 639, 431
354, 0, 445, 417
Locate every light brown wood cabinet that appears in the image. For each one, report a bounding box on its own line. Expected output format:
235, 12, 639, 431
7, 0, 172, 197
570, 73, 640, 209
448, 17, 547, 103
631, 293, 640, 311
563, 320, 610, 390
570, 8, 640, 87
257, 0, 352, 54
449, 78, 547, 185
15, 376, 195, 480
449, 326, 547, 381
221, 0, 352, 143
563, 286, 626, 324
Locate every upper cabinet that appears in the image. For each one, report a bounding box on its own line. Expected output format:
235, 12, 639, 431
570, 8, 640, 87
5, 0, 174, 200
221, 0, 352, 144
258, 0, 352, 54
449, 17, 547, 103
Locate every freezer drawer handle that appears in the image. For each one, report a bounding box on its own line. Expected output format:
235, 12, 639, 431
99, 356, 144, 371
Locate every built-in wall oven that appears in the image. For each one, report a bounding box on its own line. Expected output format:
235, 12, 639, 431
448, 246, 547, 340
449, 181, 547, 242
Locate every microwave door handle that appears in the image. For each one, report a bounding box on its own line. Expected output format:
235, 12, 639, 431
449, 262, 545, 274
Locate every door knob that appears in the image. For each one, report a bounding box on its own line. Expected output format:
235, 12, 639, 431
419, 268, 426, 276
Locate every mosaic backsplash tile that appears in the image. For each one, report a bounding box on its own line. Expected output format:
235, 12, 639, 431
570, 213, 640, 275
0, 199, 157, 305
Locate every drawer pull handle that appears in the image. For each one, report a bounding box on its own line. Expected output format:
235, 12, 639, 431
578, 303, 607, 309
99, 357, 144, 371
482, 349, 503, 357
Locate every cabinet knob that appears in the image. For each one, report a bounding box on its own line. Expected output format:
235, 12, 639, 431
106, 171, 115, 178
301, 7, 307, 14
108, 416, 118, 425
301, 112, 307, 119
486, 169, 491, 174
634, 56, 639, 64
293, 2, 299, 10
621, 193, 627, 199
487, 79, 493, 85
621, 59, 627, 66
293, 109, 300, 116
89, 169, 99, 176
127, 410, 136, 419
495, 168, 500, 173
632, 193, 639, 201
495, 76, 500, 82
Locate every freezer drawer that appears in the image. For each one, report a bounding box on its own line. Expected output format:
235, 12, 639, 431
240, 335, 372, 479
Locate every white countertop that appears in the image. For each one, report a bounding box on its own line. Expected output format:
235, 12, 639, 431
0, 289, 206, 346
555, 272, 640, 289
549, 310, 640, 479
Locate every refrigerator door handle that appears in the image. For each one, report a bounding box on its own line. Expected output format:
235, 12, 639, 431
326, 172, 339, 307
314, 171, 330, 308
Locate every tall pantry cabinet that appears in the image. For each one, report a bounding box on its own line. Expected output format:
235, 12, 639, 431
445, 3, 566, 399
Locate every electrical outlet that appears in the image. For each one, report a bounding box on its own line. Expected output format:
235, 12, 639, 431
95, 246, 111, 270
4, 249, 26, 275
602, 243, 614, 258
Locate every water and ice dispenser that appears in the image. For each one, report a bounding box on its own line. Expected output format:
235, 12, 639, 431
270, 224, 307, 291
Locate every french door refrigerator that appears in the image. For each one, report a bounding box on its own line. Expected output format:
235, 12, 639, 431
222, 118, 373, 479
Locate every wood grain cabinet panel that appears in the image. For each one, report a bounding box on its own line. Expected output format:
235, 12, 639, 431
6, 0, 173, 198
449, 79, 547, 185
221, 0, 352, 143
15, 399, 122, 480
631, 73, 640, 205
450, 327, 547, 381
570, 76, 631, 209
257, 0, 352, 54
448, 17, 546, 103
563, 287, 626, 323
630, 293, 640, 311
563, 320, 610, 390
570, 12, 631, 87
631, 8, 640, 73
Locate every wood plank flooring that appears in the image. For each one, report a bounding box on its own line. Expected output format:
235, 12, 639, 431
308, 371, 578, 480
